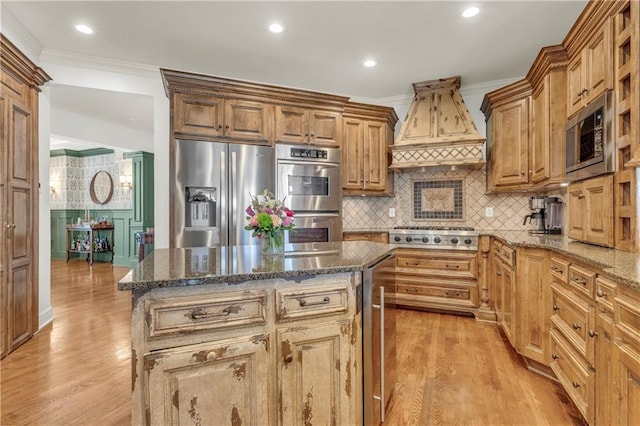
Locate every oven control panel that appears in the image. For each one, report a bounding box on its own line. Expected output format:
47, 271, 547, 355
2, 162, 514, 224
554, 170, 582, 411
290, 148, 328, 159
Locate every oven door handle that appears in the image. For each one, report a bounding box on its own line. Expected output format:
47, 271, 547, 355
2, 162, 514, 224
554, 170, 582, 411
292, 212, 340, 218
276, 160, 340, 168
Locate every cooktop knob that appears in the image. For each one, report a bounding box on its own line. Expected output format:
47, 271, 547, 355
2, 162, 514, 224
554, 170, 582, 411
406, 236, 413, 242
394, 236, 401, 242
434, 237, 441, 244
421, 236, 429, 243
464, 238, 472, 245
451, 237, 459, 244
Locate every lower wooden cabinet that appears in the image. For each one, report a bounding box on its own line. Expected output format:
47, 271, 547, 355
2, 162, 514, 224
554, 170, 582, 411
144, 335, 271, 425
395, 248, 479, 315
595, 312, 615, 426
492, 240, 516, 347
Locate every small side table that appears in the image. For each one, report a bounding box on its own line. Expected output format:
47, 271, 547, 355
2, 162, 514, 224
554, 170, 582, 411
65, 224, 115, 265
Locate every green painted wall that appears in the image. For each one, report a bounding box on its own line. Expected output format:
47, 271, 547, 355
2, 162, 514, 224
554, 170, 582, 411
51, 209, 139, 268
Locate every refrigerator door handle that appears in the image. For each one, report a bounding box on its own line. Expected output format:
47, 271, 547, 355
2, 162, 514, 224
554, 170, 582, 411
220, 151, 227, 246
230, 150, 237, 246
372, 285, 386, 422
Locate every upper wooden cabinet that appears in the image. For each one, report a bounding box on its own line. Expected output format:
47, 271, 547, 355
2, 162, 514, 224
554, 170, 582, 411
566, 18, 613, 118
527, 45, 569, 185
341, 102, 398, 196
567, 175, 614, 247
173, 93, 274, 144
275, 106, 342, 147
482, 79, 532, 192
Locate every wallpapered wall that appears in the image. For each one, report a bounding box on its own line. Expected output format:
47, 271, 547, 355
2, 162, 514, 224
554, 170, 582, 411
50, 151, 133, 211
342, 167, 567, 231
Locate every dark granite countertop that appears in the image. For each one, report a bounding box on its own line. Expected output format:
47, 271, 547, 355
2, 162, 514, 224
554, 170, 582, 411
118, 241, 395, 291
480, 229, 640, 291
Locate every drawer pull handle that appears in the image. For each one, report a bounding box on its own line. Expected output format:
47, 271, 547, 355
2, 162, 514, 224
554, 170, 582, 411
298, 296, 330, 307
284, 354, 294, 364
589, 330, 598, 338
407, 262, 420, 266
553, 305, 559, 311
187, 306, 232, 320
572, 382, 581, 389
445, 290, 461, 297
496, 271, 502, 277
573, 323, 581, 330
551, 266, 563, 273
445, 264, 460, 269
596, 290, 607, 298
406, 288, 419, 293
572, 277, 587, 286
552, 354, 559, 360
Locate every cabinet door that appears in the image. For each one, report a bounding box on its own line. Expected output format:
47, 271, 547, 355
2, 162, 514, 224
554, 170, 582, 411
144, 335, 271, 426
278, 321, 353, 426
493, 97, 530, 187
275, 105, 308, 144
583, 175, 614, 247
567, 54, 585, 118
517, 249, 549, 364
493, 256, 504, 324
223, 100, 273, 144
530, 86, 550, 183
612, 341, 640, 426
595, 313, 614, 426
584, 19, 613, 105
342, 118, 364, 190
309, 110, 342, 147
363, 121, 387, 191
567, 182, 585, 241
173, 93, 224, 138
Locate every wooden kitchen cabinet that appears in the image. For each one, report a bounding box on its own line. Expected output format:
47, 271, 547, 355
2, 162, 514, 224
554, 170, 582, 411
481, 79, 533, 192
342, 102, 398, 195
395, 248, 479, 316
275, 105, 342, 147
594, 276, 617, 426
130, 273, 358, 425
173, 93, 274, 144
527, 45, 568, 184
492, 241, 517, 347
516, 248, 550, 365
0, 36, 50, 358
566, 18, 613, 118
342, 231, 388, 244
144, 334, 271, 425
567, 175, 614, 247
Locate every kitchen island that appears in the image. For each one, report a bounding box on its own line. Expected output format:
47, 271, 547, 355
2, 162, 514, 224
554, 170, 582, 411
118, 241, 394, 425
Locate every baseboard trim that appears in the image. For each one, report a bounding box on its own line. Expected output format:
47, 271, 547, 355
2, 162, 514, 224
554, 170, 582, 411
39, 306, 54, 330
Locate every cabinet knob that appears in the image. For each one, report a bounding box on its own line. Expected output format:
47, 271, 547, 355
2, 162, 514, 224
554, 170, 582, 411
596, 290, 607, 298
496, 271, 502, 277
218, 124, 223, 129
284, 354, 294, 363
572, 323, 581, 330
552, 354, 559, 360
572, 382, 581, 389
553, 305, 559, 311
4, 224, 12, 229
589, 330, 598, 338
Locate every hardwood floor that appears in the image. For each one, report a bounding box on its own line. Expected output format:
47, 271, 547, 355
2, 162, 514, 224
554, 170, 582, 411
1, 260, 585, 425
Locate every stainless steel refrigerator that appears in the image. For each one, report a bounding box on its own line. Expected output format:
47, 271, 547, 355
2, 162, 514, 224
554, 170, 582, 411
174, 140, 274, 248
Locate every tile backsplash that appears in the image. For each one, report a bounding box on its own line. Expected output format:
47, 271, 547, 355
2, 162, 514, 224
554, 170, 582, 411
343, 167, 566, 231
50, 150, 133, 210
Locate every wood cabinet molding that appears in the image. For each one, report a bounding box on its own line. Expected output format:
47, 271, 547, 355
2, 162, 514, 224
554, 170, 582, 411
526, 45, 569, 91
480, 78, 532, 118
562, 0, 619, 59
0, 35, 51, 94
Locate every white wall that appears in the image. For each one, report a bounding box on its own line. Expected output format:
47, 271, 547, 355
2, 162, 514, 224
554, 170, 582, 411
38, 87, 53, 328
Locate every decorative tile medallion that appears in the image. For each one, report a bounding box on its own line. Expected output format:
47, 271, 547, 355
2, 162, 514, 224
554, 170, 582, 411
413, 179, 464, 220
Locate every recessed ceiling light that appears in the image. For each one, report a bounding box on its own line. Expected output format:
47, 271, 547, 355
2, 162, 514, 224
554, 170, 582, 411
75, 24, 94, 34
268, 23, 284, 33
363, 59, 377, 68
462, 7, 480, 18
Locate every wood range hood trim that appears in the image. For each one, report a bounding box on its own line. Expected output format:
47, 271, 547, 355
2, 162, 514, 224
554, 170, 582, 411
390, 75, 486, 171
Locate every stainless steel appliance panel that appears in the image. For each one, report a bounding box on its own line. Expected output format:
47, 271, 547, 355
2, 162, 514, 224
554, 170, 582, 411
175, 140, 274, 248
363, 253, 397, 425
285, 212, 341, 244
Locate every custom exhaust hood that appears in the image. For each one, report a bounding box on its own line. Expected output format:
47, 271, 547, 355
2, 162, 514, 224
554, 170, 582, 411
390, 76, 486, 171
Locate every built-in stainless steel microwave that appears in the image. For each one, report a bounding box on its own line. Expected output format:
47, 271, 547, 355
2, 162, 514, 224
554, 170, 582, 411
565, 91, 615, 181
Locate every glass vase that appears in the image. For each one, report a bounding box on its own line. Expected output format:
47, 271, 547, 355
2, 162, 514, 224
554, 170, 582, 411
261, 231, 285, 256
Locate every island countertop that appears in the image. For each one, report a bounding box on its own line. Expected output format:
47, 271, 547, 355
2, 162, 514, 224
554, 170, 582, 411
118, 241, 395, 291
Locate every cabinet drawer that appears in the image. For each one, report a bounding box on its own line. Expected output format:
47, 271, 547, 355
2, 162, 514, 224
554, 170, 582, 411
397, 283, 471, 301
567, 264, 596, 298
595, 276, 616, 314
276, 283, 349, 322
500, 245, 516, 268
145, 290, 268, 339
551, 284, 596, 365
549, 329, 595, 424
396, 251, 477, 279
549, 256, 570, 283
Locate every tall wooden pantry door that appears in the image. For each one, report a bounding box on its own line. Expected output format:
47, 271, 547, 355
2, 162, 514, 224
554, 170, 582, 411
0, 35, 50, 358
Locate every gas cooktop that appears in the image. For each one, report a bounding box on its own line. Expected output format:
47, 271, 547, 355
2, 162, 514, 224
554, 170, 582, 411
389, 226, 478, 250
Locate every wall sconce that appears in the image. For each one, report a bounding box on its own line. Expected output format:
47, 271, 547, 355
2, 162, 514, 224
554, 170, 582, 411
119, 175, 133, 190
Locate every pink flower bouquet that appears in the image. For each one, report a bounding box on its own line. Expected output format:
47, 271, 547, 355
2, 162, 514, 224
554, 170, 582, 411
244, 189, 295, 239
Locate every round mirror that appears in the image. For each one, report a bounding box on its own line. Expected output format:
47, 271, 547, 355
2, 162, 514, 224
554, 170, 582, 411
90, 171, 113, 204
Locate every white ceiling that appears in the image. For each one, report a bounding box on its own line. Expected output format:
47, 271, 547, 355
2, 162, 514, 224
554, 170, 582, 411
3, 0, 588, 145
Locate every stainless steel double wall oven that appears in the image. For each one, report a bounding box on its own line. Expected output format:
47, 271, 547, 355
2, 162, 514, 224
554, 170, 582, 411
276, 144, 342, 244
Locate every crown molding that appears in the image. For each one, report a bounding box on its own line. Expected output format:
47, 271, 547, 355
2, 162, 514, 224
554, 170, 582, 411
40, 48, 160, 79
1, 7, 43, 64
